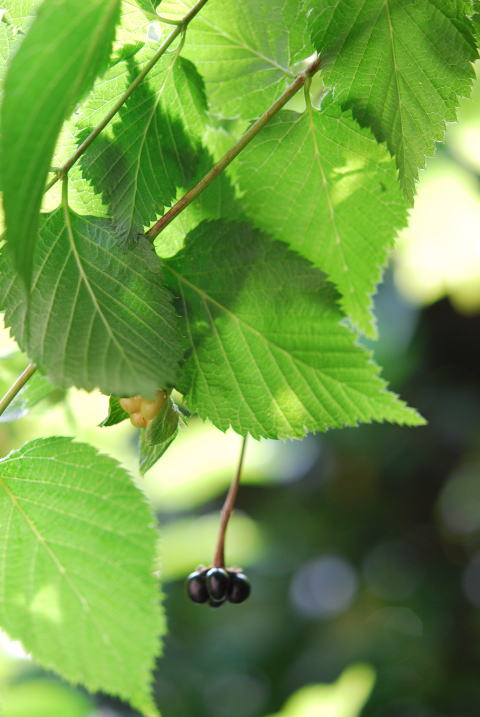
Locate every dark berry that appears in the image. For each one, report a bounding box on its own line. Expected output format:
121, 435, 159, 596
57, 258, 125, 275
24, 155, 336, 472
227, 572, 251, 603
208, 597, 226, 608
206, 567, 230, 601
186, 570, 208, 603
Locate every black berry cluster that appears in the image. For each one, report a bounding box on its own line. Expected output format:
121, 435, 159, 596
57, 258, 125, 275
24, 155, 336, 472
187, 566, 251, 607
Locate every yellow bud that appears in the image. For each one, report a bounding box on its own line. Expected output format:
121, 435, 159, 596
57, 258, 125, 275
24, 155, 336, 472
130, 412, 147, 428
119, 396, 142, 414
140, 390, 168, 421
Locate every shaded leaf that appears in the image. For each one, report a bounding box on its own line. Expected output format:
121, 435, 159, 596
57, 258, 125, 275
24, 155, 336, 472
233, 105, 407, 336
79, 49, 207, 241
0, 437, 162, 715
99, 395, 130, 427
0, 208, 182, 397
306, 0, 477, 199
164, 220, 424, 439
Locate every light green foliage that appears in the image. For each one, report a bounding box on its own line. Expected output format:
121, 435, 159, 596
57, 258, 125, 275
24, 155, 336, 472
164, 220, 424, 439
0, 0, 475, 707
0, 209, 182, 396
306, 0, 478, 199
1, 679, 93, 717
234, 105, 407, 336
1, 1, 42, 29
0, 370, 63, 423
79, 49, 207, 240
1, 0, 121, 284
128, 0, 160, 16
139, 398, 180, 474
0, 437, 162, 715
266, 663, 375, 717
161, 0, 310, 118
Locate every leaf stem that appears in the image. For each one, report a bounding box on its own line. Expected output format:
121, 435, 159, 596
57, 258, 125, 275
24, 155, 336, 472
44, 0, 210, 193
146, 55, 321, 241
213, 436, 248, 569
0, 363, 37, 417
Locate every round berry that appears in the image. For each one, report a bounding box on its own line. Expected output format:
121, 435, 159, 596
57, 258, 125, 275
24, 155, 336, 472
130, 412, 148, 428
119, 396, 142, 414
206, 567, 230, 602
227, 572, 251, 604
208, 598, 226, 608
186, 570, 209, 604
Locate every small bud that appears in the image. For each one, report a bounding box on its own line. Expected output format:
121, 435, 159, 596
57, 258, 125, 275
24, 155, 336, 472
119, 396, 142, 414
130, 412, 148, 428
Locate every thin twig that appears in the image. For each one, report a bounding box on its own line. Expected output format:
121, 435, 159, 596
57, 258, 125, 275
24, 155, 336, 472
0, 363, 37, 417
213, 436, 248, 569
146, 55, 321, 241
44, 0, 210, 193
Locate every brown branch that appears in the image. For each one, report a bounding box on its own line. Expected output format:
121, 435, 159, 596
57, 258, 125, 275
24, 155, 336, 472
146, 55, 321, 241
0, 363, 37, 417
213, 436, 248, 569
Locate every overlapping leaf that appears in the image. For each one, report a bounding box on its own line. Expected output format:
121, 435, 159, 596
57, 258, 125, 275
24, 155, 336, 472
233, 105, 407, 336
306, 0, 478, 199
1, 0, 121, 284
0, 208, 181, 397
78, 49, 208, 241
164, 220, 424, 439
0, 437, 162, 715
160, 0, 313, 118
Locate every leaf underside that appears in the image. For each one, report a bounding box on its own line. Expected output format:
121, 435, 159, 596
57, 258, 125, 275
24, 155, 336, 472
160, 0, 313, 119
0, 437, 162, 715
233, 105, 407, 337
0, 209, 182, 397
306, 0, 477, 199
1, 0, 121, 283
164, 220, 424, 440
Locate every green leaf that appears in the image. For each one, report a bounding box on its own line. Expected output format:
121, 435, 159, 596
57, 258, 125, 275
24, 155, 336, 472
161, 0, 313, 118
0, 368, 64, 423
306, 0, 477, 200
78, 49, 207, 240
2, 1, 42, 30
0, 208, 182, 396
233, 105, 407, 337
127, 0, 159, 16
1, 0, 121, 284
164, 220, 425, 440
99, 395, 130, 427
139, 398, 180, 474
0, 437, 162, 715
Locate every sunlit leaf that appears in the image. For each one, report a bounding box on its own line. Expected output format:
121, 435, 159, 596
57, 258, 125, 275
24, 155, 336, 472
164, 220, 424, 439
1, 0, 121, 283
0, 209, 182, 396
160, 0, 313, 118
0, 437, 162, 714
306, 0, 477, 199
233, 104, 407, 336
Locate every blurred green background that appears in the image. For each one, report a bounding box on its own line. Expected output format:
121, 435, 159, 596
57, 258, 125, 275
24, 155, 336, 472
1, 64, 480, 717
